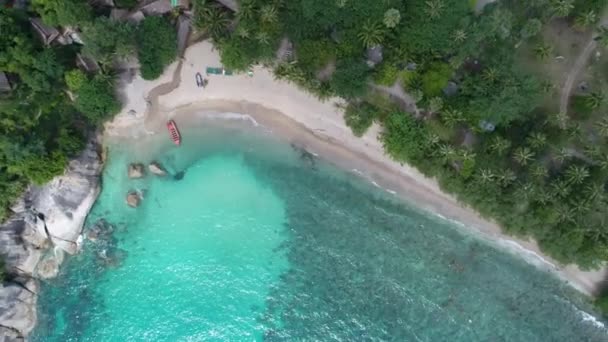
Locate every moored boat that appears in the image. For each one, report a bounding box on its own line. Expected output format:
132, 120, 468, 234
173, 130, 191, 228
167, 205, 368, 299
166, 120, 181, 146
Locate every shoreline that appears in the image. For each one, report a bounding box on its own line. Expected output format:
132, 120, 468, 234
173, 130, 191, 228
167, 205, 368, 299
106, 41, 606, 297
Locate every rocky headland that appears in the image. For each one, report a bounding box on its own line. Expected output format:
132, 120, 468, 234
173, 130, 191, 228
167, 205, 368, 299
0, 136, 103, 339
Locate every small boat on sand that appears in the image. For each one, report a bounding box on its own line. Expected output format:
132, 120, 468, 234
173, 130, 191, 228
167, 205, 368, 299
166, 120, 181, 146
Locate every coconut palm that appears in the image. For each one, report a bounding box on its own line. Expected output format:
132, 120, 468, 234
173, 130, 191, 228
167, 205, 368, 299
513, 147, 535, 166
460, 150, 476, 163
552, 180, 571, 198
478, 169, 495, 183
452, 29, 467, 43
584, 182, 605, 203
526, 132, 547, 150
428, 97, 443, 113
584, 145, 602, 159
515, 182, 535, 202
256, 31, 271, 45
575, 10, 597, 29
596, 26, 608, 47
551, 0, 574, 18
425, 0, 444, 19
489, 136, 511, 156
194, 4, 230, 40
438, 144, 456, 163
600, 154, 608, 171
555, 204, 576, 223
553, 111, 569, 129
383, 8, 401, 29
427, 133, 441, 147
441, 108, 464, 128
482, 67, 499, 83
410, 89, 424, 103
535, 189, 553, 205
358, 20, 385, 48
596, 117, 608, 137
238, 0, 256, 20
531, 163, 548, 179
554, 147, 571, 163
336, 0, 348, 8
260, 5, 278, 24
585, 91, 604, 110
565, 165, 589, 185
236, 26, 250, 39
497, 169, 517, 187
534, 43, 553, 60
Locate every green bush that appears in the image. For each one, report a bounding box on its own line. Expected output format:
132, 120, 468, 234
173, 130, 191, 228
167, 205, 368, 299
114, 0, 138, 9
373, 63, 399, 86
421, 62, 452, 97
75, 75, 121, 123
330, 59, 370, 99
137, 16, 177, 80
344, 103, 376, 137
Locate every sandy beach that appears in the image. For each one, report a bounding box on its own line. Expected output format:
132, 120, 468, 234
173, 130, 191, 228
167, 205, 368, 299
106, 41, 606, 297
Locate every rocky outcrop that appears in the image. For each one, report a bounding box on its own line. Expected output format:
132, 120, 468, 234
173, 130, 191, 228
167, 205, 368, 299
128, 163, 145, 178
0, 136, 103, 338
148, 161, 167, 177
126, 191, 141, 207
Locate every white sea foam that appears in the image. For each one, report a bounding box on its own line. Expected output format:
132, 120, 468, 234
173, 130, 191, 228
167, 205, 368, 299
577, 306, 607, 329
201, 111, 261, 127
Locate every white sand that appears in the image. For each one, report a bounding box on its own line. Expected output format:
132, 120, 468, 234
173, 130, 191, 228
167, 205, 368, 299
106, 41, 606, 297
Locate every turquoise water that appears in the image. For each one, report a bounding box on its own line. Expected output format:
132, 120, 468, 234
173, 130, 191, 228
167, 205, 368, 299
33, 119, 606, 341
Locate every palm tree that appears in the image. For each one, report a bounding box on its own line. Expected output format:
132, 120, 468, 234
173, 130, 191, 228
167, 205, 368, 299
584, 182, 605, 203
489, 136, 511, 156
425, 0, 444, 19
497, 169, 517, 187
428, 97, 443, 113
256, 31, 271, 45
358, 20, 384, 48
531, 163, 548, 179
596, 26, 608, 47
441, 108, 464, 128
534, 43, 553, 60
585, 91, 604, 110
260, 5, 278, 24
383, 8, 401, 29
427, 133, 441, 147
513, 147, 535, 166
553, 111, 569, 129
452, 29, 467, 43
482, 67, 499, 83
236, 26, 250, 39
460, 150, 476, 163
596, 117, 608, 137
238, 0, 256, 20
194, 4, 230, 40
575, 10, 597, 29
554, 147, 571, 163
336, 0, 348, 8
515, 182, 535, 202
552, 180, 571, 198
600, 154, 608, 171
438, 144, 456, 163
555, 204, 576, 223
551, 0, 574, 18
526, 132, 547, 150
478, 169, 495, 184
565, 165, 589, 185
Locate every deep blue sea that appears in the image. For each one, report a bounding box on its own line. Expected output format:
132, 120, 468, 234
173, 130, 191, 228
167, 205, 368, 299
32, 117, 607, 341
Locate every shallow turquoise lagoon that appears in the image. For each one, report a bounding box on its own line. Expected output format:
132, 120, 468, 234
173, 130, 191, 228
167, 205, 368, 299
33, 120, 606, 341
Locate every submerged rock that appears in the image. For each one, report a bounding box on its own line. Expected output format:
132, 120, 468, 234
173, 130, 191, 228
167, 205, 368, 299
174, 170, 185, 181
126, 191, 141, 208
148, 161, 167, 176
128, 163, 145, 178
86, 219, 114, 242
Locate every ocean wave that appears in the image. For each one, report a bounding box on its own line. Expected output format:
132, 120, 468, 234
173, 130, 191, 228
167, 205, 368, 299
199, 111, 260, 127
577, 307, 607, 330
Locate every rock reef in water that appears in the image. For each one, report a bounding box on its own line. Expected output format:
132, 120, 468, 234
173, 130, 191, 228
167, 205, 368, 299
128, 163, 145, 178
148, 161, 167, 177
0, 136, 103, 338
126, 190, 142, 207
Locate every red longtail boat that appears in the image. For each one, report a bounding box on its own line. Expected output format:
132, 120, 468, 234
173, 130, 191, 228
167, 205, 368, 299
166, 120, 181, 146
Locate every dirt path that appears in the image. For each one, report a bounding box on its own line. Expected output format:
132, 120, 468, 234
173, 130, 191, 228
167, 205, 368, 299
143, 59, 185, 132
371, 81, 420, 115
559, 39, 596, 115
